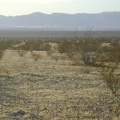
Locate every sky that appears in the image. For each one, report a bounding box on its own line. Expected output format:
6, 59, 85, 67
0, 0, 120, 16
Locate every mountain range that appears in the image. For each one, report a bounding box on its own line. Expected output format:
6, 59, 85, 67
0, 12, 120, 30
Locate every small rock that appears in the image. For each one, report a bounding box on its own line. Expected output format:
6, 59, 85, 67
11, 110, 25, 117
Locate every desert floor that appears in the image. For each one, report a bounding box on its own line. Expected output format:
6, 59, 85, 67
0, 50, 120, 120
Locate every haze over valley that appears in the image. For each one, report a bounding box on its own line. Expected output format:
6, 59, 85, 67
0, 11, 120, 30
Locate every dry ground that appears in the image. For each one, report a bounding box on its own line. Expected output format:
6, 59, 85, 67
0, 50, 120, 120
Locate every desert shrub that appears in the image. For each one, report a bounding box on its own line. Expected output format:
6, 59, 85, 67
90, 39, 120, 96
0, 40, 19, 79
58, 39, 101, 66
17, 49, 28, 57
43, 43, 52, 56
0, 49, 4, 60
51, 55, 59, 62
17, 50, 27, 57
58, 38, 120, 66
31, 52, 41, 62
0, 41, 7, 59
58, 40, 82, 65
16, 40, 43, 57
0, 50, 4, 61
17, 41, 30, 57
0, 66, 10, 77
96, 40, 120, 63
92, 47, 120, 96
98, 62, 120, 96
58, 37, 120, 96
25, 40, 44, 51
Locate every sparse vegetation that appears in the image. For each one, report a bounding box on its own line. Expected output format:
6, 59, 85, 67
31, 52, 41, 62
98, 62, 120, 96
0, 40, 8, 59
0, 35, 120, 119
43, 43, 53, 56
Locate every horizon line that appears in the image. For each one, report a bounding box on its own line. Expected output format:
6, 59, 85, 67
0, 11, 120, 17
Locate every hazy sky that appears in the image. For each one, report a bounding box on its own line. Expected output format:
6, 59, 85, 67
0, 0, 120, 16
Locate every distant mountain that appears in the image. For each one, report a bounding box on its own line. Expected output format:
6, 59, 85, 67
0, 12, 120, 30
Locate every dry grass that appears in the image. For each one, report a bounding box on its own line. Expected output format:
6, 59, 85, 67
0, 50, 120, 120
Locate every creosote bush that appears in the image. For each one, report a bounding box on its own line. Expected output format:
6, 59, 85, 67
17, 48, 28, 57
0, 40, 12, 76
58, 38, 120, 96
14, 40, 44, 57
16, 41, 29, 57
0, 50, 4, 60
98, 62, 120, 96
43, 43, 52, 56
58, 39, 100, 66
0, 40, 9, 59
88, 41, 120, 96
31, 52, 41, 62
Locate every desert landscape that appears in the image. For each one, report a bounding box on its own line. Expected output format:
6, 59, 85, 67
0, 0, 120, 119
0, 36, 119, 120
